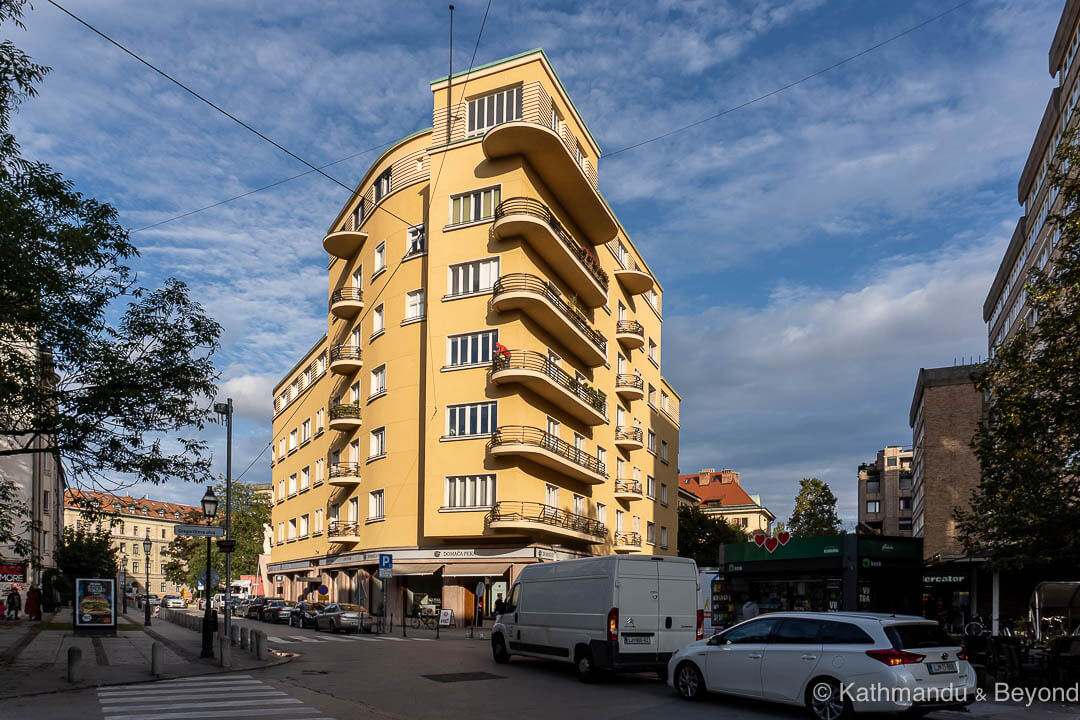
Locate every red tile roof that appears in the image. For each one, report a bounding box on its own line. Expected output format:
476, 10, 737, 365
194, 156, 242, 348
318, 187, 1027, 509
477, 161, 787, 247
65, 489, 201, 520
678, 475, 757, 507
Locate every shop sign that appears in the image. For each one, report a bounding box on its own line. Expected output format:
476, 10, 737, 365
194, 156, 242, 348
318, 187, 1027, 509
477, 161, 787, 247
923, 574, 967, 584
726, 563, 744, 572
535, 549, 555, 560
74, 578, 116, 628
0, 562, 27, 584
862, 558, 883, 569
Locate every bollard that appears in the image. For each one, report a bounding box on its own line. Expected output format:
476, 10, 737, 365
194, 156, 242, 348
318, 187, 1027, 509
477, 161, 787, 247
230, 625, 239, 647
253, 630, 267, 661
218, 634, 232, 668
240, 625, 249, 649
151, 641, 164, 677
67, 646, 83, 683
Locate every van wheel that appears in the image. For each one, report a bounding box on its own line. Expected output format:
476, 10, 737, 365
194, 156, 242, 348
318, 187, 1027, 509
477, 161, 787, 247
806, 677, 851, 720
674, 662, 704, 700
574, 648, 597, 683
491, 634, 510, 664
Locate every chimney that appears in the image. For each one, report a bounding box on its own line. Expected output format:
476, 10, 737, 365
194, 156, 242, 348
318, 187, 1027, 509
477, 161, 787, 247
698, 469, 715, 486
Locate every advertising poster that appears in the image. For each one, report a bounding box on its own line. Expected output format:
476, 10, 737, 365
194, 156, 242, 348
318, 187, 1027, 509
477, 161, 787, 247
74, 577, 116, 631
0, 562, 27, 585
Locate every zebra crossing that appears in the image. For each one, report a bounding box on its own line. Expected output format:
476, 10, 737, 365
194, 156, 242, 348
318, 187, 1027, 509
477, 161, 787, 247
95, 675, 334, 720
265, 633, 433, 645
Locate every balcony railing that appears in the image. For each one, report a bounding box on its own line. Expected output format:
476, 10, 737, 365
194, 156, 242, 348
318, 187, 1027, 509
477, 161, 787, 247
329, 403, 362, 420
615, 374, 643, 391
616, 320, 644, 338
328, 520, 360, 538
330, 287, 363, 307
614, 531, 641, 547
329, 462, 360, 479
485, 500, 607, 539
488, 425, 607, 477
615, 479, 642, 495
492, 350, 606, 414
330, 344, 362, 364
494, 198, 608, 289
616, 426, 643, 444
492, 274, 607, 355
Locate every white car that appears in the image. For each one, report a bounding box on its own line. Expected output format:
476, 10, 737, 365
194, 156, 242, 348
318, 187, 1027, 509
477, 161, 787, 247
162, 595, 186, 609
668, 612, 975, 719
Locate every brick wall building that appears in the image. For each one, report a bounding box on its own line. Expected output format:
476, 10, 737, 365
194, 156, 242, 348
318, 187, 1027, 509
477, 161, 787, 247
857, 446, 913, 536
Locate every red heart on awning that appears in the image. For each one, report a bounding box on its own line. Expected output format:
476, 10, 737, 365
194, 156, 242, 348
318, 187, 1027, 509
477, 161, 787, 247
753, 533, 765, 547
764, 537, 779, 553
777, 531, 791, 546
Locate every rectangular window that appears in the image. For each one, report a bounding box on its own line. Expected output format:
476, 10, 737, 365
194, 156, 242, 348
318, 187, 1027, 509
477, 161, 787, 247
444, 474, 496, 509
573, 494, 585, 517
405, 289, 425, 320
450, 186, 501, 225
647, 430, 657, 453
647, 521, 656, 545
647, 475, 656, 499
545, 484, 559, 507
596, 447, 606, 473
899, 497, 913, 511
648, 338, 658, 363
350, 381, 361, 404
278, 438, 285, 460
329, 503, 340, 523
866, 501, 881, 514
660, 526, 668, 548
288, 473, 297, 496
372, 304, 384, 335
349, 498, 358, 522
288, 518, 296, 540
277, 478, 284, 501
660, 440, 669, 463
446, 401, 497, 437
661, 484, 668, 505
406, 224, 425, 256
899, 519, 913, 532
374, 242, 386, 274
300, 466, 310, 491
446, 330, 498, 367
315, 458, 325, 485
301, 419, 311, 443
314, 508, 323, 534
374, 168, 391, 202
886, 456, 897, 467
369, 489, 385, 520
596, 502, 606, 526
370, 365, 387, 398
316, 408, 325, 432
299, 514, 309, 538
369, 427, 386, 460
289, 429, 297, 451
133, 561, 140, 574
43, 490, 50, 514
648, 384, 656, 406
615, 510, 625, 532
447, 258, 499, 296
467, 85, 522, 136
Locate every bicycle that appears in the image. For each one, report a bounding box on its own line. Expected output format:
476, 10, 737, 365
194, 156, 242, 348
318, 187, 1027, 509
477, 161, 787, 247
411, 608, 438, 630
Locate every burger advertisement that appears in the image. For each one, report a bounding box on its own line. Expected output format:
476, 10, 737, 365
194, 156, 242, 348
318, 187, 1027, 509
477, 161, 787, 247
74, 578, 116, 629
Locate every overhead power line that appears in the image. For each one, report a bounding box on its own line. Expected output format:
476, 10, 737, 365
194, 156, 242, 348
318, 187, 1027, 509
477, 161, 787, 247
605, 0, 975, 158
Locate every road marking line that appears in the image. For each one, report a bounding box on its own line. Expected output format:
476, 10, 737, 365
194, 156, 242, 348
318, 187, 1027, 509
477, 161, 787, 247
377, 636, 407, 641
99, 678, 261, 692
351, 636, 383, 642
411, 637, 434, 641
98, 684, 267, 698
101, 692, 287, 706
98, 681, 266, 696
316, 634, 356, 641
287, 635, 324, 643
266, 636, 296, 643
104, 708, 317, 720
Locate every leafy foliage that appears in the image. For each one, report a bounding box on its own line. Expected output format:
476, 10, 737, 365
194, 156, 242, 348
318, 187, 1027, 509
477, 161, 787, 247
0, 0, 222, 542
677, 504, 747, 565
954, 129, 1080, 567
0, 474, 32, 556
163, 480, 270, 591
53, 524, 121, 600
787, 477, 842, 536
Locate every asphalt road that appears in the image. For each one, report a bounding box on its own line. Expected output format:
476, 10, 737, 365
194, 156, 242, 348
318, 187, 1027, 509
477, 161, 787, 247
10, 619, 1069, 720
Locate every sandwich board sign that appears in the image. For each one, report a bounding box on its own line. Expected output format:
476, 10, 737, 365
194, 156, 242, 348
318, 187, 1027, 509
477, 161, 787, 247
74, 578, 116, 635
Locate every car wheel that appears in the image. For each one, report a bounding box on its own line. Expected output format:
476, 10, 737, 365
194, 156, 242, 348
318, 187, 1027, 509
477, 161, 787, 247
574, 648, 597, 683
491, 634, 510, 664
674, 662, 704, 700
806, 677, 851, 720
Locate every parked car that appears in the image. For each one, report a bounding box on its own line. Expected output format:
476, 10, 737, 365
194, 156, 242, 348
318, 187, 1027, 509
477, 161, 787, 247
668, 612, 976, 719
491, 555, 701, 681
162, 595, 186, 609
315, 603, 364, 633
289, 601, 326, 629
264, 599, 296, 624
225, 597, 246, 616
140, 593, 161, 607
245, 597, 270, 619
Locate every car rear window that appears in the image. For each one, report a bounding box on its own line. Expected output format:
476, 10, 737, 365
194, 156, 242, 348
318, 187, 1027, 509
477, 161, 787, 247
820, 621, 874, 645
886, 623, 953, 649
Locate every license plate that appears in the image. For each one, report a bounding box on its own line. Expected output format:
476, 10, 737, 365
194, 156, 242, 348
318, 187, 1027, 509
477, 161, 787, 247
622, 634, 652, 645
927, 661, 957, 674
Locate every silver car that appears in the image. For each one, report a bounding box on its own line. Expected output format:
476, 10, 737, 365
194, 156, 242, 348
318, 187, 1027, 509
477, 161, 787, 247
162, 595, 186, 609
315, 603, 363, 633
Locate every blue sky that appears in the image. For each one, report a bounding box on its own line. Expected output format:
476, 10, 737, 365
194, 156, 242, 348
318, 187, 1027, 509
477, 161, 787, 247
12, 0, 1061, 524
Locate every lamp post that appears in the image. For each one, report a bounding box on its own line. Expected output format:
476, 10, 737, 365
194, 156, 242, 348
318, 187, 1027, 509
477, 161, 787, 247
214, 399, 234, 639
120, 556, 127, 614
200, 486, 219, 659
143, 530, 152, 626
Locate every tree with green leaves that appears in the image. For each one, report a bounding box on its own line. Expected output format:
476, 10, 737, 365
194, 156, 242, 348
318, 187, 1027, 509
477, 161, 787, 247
954, 129, 1080, 568
677, 504, 747, 565
0, 1, 222, 540
788, 478, 842, 537
163, 480, 270, 591
51, 524, 121, 602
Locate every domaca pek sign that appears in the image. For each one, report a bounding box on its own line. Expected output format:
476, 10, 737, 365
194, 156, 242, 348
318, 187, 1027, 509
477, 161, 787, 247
0, 563, 27, 584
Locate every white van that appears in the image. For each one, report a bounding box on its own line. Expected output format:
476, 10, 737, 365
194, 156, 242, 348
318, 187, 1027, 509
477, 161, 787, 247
491, 555, 702, 681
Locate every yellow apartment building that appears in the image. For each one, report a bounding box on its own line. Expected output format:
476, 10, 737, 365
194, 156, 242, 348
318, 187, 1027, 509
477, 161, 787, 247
268, 49, 681, 625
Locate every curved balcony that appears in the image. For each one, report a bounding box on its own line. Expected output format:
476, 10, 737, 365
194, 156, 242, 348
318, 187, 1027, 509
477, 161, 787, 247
482, 122, 618, 244
613, 253, 654, 295
613, 531, 642, 553
493, 198, 607, 307
323, 229, 367, 259
328, 520, 361, 543
330, 287, 364, 318
613, 479, 643, 501
491, 274, 607, 367
615, 373, 644, 402
328, 403, 362, 431
487, 425, 607, 485
491, 351, 606, 426
328, 462, 361, 488
485, 501, 606, 543
616, 320, 645, 350
329, 344, 363, 374
615, 425, 643, 451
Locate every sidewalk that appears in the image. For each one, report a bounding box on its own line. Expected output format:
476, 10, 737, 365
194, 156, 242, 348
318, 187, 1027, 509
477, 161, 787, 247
0, 607, 289, 698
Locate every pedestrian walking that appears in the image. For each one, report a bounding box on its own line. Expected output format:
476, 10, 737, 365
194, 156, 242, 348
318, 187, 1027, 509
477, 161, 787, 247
25, 585, 41, 621
6, 587, 21, 620
741, 594, 760, 620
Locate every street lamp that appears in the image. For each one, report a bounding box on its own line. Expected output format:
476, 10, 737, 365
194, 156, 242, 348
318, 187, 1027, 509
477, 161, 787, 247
143, 530, 152, 626
200, 485, 219, 659
120, 555, 127, 614
214, 399, 233, 640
